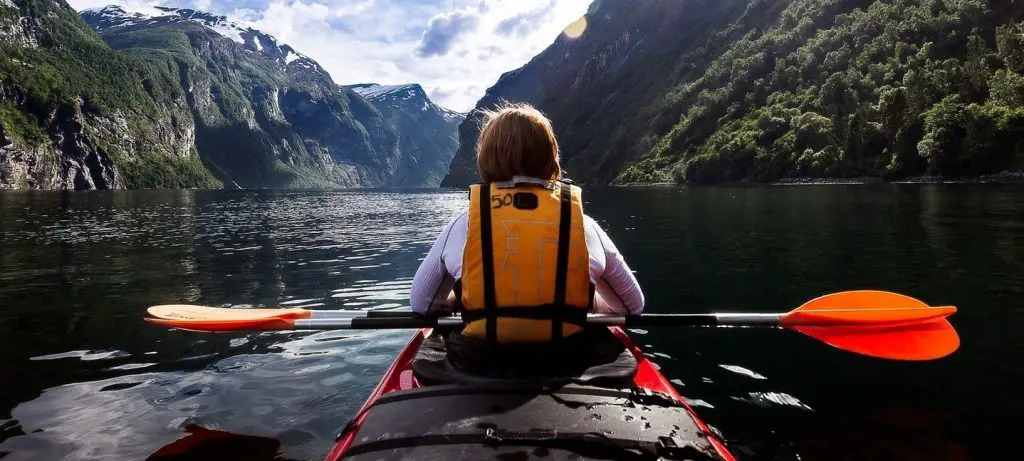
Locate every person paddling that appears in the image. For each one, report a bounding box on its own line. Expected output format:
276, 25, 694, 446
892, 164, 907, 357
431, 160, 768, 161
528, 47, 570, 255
409, 102, 644, 378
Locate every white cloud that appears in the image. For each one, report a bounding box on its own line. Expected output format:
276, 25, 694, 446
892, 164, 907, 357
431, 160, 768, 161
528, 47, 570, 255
415, 8, 479, 57
67, 0, 592, 111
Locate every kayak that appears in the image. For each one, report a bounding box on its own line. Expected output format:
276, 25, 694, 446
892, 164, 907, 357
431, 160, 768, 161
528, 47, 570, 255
323, 327, 737, 461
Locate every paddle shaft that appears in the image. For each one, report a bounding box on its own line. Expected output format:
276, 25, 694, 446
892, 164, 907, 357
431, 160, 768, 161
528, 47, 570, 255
307, 309, 779, 323
291, 313, 782, 330
303, 308, 950, 325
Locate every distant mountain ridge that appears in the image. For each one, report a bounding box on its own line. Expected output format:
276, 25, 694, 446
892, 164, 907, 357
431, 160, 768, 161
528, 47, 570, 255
349, 83, 465, 123
345, 83, 464, 186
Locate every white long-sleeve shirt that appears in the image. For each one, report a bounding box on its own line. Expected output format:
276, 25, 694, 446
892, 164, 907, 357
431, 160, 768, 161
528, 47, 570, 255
410, 212, 645, 315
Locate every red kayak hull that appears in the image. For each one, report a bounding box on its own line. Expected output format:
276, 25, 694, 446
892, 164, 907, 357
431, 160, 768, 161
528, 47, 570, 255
324, 327, 736, 461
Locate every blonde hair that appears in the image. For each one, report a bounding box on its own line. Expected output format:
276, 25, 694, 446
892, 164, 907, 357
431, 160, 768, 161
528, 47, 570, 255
476, 102, 561, 183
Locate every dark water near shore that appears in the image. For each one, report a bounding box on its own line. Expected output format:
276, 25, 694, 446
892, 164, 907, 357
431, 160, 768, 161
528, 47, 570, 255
0, 186, 1021, 461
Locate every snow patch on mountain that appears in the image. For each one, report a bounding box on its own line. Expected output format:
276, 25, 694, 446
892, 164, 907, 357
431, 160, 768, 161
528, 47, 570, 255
83, 5, 329, 73
347, 83, 466, 120
208, 21, 244, 44
349, 84, 417, 100
85, 5, 248, 45
440, 107, 466, 122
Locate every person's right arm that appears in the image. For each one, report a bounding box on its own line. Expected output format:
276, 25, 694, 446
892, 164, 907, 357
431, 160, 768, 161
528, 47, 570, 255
409, 213, 466, 314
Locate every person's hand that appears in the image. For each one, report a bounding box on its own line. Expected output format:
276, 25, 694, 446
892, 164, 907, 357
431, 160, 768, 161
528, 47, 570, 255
429, 290, 458, 314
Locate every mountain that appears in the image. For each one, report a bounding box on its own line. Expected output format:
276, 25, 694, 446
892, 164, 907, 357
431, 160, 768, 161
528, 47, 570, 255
1, 0, 220, 189
443, 0, 1024, 186
346, 83, 464, 186
1, 1, 452, 190
78, 4, 406, 189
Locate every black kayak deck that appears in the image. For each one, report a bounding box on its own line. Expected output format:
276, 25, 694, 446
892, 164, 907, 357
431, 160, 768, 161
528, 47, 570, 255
411, 327, 640, 387
341, 384, 724, 461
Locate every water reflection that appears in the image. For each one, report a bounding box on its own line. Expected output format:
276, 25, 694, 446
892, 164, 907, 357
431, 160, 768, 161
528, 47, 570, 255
146, 424, 294, 461
0, 190, 465, 461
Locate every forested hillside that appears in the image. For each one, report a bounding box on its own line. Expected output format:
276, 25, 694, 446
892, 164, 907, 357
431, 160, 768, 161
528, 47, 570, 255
1, 0, 220, 189
444, 0, 1024, 186
625, 0, 1024, 183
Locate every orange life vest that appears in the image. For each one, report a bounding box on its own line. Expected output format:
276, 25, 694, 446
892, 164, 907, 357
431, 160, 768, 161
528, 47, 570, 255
459, 177, 592, 343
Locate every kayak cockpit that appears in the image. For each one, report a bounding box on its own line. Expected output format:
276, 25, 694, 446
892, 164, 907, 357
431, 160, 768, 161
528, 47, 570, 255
411, 327, 639, 387
324, 328, 735, 461
340, 384, 722, 460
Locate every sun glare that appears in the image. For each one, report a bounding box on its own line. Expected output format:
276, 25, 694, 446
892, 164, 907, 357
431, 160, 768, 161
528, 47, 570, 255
563, 16, 587, 39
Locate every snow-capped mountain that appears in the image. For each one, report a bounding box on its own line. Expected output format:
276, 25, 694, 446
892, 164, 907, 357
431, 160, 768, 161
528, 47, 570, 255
345, 83, 465, 186
350, 83, 465, 122
81, 5, 323, 77
70, 4, 457, 188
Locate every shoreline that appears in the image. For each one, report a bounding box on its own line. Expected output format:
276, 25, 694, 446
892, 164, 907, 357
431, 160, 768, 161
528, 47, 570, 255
617, 171, 1024, 187
773, 171, 1024, 185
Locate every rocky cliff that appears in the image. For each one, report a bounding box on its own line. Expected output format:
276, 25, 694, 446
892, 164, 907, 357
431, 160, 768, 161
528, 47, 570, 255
1, 0, 219, 189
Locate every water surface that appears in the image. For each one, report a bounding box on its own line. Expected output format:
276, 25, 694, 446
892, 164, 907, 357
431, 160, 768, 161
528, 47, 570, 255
0, 186, 1020, 460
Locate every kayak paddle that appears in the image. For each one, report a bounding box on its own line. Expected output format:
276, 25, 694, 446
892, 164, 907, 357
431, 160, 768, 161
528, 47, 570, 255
145, 290, 959, 360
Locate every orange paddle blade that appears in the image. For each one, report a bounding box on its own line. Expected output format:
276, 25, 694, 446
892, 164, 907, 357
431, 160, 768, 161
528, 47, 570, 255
780, 290, 957, 327
790, 319, 959, 360
780, 290, 960, 360
145, 316, 297, 332
147, 305, 311, 321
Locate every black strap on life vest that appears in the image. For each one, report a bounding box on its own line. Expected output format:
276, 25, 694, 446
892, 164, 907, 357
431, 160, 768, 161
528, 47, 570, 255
478, 184, 498, 343
551, 179, 573, 340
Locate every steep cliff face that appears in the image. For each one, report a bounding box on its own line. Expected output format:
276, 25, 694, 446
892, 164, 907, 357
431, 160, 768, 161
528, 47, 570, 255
81, 5, 404, 189
444, 0, 1024, 185
348, 83, 464, 187
442, 0, 739, 186
1, 0, 219, 189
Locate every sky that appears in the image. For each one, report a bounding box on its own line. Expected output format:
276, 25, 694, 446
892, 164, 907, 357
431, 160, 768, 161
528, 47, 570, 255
67, 0, 592, 111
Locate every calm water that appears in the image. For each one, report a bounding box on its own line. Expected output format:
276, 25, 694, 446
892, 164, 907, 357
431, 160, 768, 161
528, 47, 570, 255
0, 186, 1021, 461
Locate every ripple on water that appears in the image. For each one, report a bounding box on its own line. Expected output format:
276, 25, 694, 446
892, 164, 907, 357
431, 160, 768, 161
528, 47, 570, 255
99, 381, 147, 392
106, 363, 157, 371
207, 356, 267, 373
280, 298, 320, 305
719, 364, 768, 380
684, 398, 716, 409
229, 336, 251, 348
30, 349, 132, 361
733, 392, 814, 411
